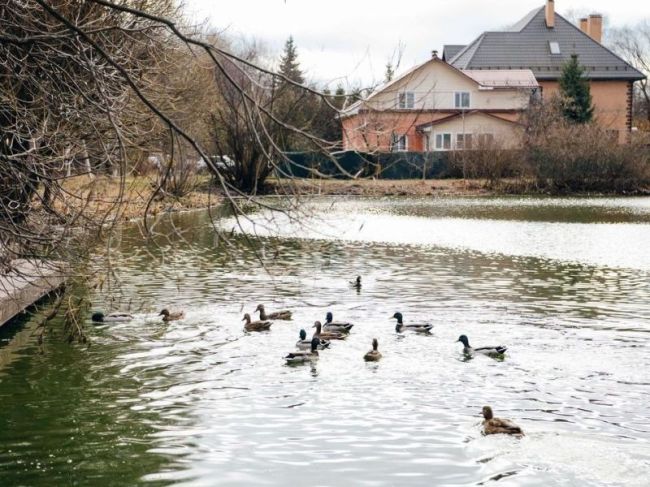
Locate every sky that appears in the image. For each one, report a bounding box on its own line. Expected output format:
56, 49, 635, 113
186, 0, 644, 88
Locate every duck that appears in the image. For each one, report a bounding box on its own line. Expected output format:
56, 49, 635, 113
481, 406, 524, 437
285, 336, 320, 364
312, 321, 346, 340
296, 329, 330, 350
255, 304, 292, 320
457, 335, 507, 356
364, 338, 382, 362
350, 275, 361, 290
91, 311, 133, 323
392, 312, 432, 333
242, 313, 272, 331
323, 312, 354, 333
159, 309, 185, 322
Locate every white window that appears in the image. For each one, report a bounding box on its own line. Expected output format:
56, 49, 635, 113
391, 134, 408, 152
549, 41, 561, 55
434, 133, 452, 150
398, 91, 415, 109
454, 91, 470, 108
456, 133, 473, 150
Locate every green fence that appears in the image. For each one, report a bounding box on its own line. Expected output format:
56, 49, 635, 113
280, 151, 459, 180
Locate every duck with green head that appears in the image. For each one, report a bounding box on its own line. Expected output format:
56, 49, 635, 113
392, 312, 432, 333
296, 329, 330, 350
457, 335, 506, 357
255, 304, 292, 320
285, 336, 320, 364
323, 312, 354, 333
243, 313, 272, 331
481, 406, 524, 437
363, 338, 382, 362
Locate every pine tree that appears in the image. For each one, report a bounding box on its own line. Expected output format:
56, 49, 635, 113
559, 54, 594, 124
278, 36, 304, 84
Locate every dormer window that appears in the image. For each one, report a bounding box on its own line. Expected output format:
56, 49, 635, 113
454, 91, 470, 109
398, 92, 415, 109
549, 41, 561, 55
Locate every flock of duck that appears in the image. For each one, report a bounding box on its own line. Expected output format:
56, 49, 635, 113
90, 276, 523, 437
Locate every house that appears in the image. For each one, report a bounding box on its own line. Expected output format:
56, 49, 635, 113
447, 0, 645, 142
341, 0, 646, 152
341, 54, 539, 152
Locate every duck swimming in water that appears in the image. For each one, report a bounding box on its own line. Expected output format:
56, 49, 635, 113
159, 309, 185, 322
91, 312, 134, 323
242, 313, 272, 331
296, 329, 330, 350
255, 304, 292, 321
457, 335, 507, 356
285, 336, 320, 364
364, 338, 382, 362
481, 406, 524, 437
313, 321, 346, 340
323, 312, 354, 333
392, 312, 432, 333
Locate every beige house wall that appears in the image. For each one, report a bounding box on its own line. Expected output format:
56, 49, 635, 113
422, 113, 523, 150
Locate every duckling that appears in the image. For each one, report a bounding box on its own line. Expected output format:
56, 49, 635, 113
482, 406, 524, 437
350, 275, 361, 290
242, 313, 272, 331
457, 335, 506, 356
285, 336, 320, 364
296, 329, 330, 350
91, 312, 134, 323
312, 321, 346, 340
255, 304, 292, 320
159, 309, 185, 322
323, 312, 354, 333
392, 312, 432, 333
364, 338, 382, 362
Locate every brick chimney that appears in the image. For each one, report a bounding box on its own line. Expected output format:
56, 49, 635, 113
431, 50, 439, 59
579, 18, 589, 34
545, 0, 555, 28
587, 14, 603, 43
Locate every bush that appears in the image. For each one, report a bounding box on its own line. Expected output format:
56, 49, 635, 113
448, 138, 525, 186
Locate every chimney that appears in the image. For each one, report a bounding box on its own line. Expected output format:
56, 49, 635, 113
545, 0, 555, 28
431, 50, 439, 59
587, 14, 603, 43
579, 18, 589, 33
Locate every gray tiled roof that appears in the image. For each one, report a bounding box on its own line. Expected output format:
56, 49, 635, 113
442, 45, 466, 62
450, 7, 645, 81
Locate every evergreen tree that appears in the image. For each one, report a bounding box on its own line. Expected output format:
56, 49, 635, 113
559, 54, 594, 124
278, 36, 304, 84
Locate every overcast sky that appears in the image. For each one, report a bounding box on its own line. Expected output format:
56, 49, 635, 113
186, 0, 643, 88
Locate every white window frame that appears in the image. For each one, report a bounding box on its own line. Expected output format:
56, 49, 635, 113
549, 41, 561, 55
434, 132, 452, 151
456, 133, 473, 150
398, 91, 415, 109
454, 91, 471, 109
391, 134, 408, 152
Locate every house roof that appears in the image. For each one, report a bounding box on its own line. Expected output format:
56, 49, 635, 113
450, 6, 645, 81
442, 45, 466, 62
463, 69, 539, 88
416, 110, 521, 131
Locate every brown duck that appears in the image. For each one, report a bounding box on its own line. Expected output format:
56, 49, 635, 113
312, 321, 346, 340
159, 309, 185, 322
363, 338, 382, 362
482, 406, 524, 437
243, 313, 272, 332
255, 304, 292, 320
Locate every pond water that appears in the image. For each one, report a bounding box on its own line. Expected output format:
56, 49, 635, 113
1, 196, 650, 486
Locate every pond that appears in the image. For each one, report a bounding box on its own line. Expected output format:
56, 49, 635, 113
1, 196, 650, 486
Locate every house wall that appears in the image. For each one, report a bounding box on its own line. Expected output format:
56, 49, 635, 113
539, 79, 631, 142
366, 59, 531, 111
423, 113, 523, 150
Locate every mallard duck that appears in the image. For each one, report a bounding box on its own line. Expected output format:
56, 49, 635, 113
91, 312, 133, 323
457, 335, 506, 356
255, 304, 292, 320
296, 329, 330, 350
285, 336, 320, 364
312, 321, 346, 340
364, 338, 382, 362
159, 309, 185, 322
324, 312, 354, 333
392, 312, 432, 333
482, 406, 524, 437
350, 275, 361, 290
242, 313, 272, 331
